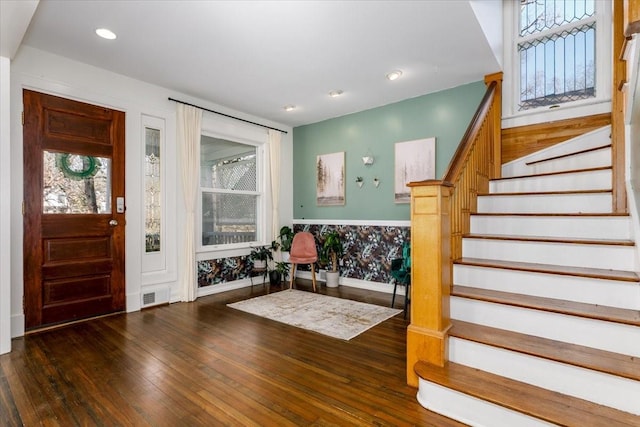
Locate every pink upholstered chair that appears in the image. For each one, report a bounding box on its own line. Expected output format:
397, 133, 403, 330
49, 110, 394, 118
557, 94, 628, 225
288, 232, 318, 291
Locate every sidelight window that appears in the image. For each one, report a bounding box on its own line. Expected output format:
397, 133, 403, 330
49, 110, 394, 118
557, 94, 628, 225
144, 127, 161, 252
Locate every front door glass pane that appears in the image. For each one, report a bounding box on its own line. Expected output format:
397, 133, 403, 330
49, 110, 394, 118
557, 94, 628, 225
43, 150, 112, 214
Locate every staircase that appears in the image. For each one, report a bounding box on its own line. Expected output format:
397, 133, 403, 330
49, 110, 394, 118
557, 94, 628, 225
415, 126, 640, 426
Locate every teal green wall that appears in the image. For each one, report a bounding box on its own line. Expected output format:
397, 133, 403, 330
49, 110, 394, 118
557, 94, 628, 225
293, 80, 486, 220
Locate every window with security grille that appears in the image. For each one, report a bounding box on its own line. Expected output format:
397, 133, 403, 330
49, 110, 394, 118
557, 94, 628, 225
200, 136, 260, 247
517, 0, 596, 110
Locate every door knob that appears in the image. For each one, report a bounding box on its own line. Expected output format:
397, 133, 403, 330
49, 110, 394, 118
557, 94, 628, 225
109, 219, 118, 226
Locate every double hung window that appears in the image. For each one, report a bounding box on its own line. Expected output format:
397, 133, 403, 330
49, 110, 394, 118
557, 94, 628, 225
200, 135, 261, 248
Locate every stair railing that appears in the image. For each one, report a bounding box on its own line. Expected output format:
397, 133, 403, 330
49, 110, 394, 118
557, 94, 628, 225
406, 72, 503, 387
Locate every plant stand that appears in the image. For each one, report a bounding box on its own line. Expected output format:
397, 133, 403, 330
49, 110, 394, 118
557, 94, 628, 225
250, 266, 268, 287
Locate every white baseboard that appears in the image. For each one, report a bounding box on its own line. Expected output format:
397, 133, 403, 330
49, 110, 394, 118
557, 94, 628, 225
140, 285, 171, 309
295, 271, 403, 295
197, 278, 255, 298
11, 313, 24, 338
126, 292, 141, 313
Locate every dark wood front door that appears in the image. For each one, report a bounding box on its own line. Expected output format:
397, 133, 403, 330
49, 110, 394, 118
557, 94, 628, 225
23, 90, 126, 330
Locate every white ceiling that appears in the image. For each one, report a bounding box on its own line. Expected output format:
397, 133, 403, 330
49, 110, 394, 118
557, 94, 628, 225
16, 0, 502, 128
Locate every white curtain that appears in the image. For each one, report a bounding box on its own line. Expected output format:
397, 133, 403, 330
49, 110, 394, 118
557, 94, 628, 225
269, 129, 282, 241
177, 104, 202, 302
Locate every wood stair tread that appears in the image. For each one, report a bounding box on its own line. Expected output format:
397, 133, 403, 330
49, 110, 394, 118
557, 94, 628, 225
414, 361, 640, 426
478, 189, 611, 196
451, 285, 640, 326
470, 212, 630, 217
525, 143, 612, 166
450, 320, 640, 382
455, 257, 640, 282
494, 165, 611, 181
463, 234, 635, 246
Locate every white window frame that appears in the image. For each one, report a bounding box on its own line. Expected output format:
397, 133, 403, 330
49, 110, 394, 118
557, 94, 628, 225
141, 114, 167, 273
503, 0, 612, 127
197, 131, 267, 253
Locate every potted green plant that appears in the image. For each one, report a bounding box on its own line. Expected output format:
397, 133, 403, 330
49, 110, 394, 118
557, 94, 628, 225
317, 251, 329, 282
278, 226, 294, 262
250, 245, 272, 270
322, 230, 343, 287
269, 261, 290, 286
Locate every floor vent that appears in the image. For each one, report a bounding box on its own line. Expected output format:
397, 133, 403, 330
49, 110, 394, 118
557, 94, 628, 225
141, 286, 170, 308
142, 292, 156, 306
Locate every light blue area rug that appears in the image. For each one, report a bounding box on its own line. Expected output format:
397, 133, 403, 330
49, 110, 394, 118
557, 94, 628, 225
228, 289, 402, 340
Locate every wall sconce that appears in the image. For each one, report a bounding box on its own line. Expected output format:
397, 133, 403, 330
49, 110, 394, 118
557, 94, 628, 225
373, 177, 380, 188
362, 149, 374, 165
356, 177, 364, 188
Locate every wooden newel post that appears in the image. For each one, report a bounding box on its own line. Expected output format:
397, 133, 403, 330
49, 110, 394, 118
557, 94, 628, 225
406, 181, 452, 387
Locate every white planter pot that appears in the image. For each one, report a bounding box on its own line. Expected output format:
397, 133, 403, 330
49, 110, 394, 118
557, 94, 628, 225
253, 260, 266, 269
325, 271, 340, 288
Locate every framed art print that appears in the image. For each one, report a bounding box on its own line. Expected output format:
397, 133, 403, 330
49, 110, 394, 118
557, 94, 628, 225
316, 151, 345, 206
394, 137, 435, 203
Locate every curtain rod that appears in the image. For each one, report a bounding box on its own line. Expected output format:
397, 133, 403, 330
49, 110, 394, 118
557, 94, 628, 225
168, 97, 288, 134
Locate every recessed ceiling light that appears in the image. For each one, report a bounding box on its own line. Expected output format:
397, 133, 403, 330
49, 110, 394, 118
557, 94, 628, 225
283, 105, 296, 112
96, 28, 117, 40
386, 70, 403, 81
329, 90, 343, 98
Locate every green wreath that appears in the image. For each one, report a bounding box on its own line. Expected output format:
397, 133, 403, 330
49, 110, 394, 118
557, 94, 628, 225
56, 153, 101, 180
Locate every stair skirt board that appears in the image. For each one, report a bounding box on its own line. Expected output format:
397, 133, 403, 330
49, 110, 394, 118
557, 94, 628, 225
417, 379, 556, 427
469, 215, 632, 240
490, 169, 611, 194
461, 239, 635, 271
476, 193, 612, 214
453, 265, 640, 310
449, 338, 640, 415
450, 297, 640, 357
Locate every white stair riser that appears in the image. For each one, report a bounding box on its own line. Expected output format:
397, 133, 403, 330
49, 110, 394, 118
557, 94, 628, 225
449, 338, 640, 416
521, 148, 611, 177
502, 126, 611, 177
477, 193, 612, 213
470, 215, 632, 240
454, 265, 640, 310
462, 239, 635, 271
451, 296, 640, 357
417, 380, 554, 427
490, 169, 611, 193
502, 147, 611, 178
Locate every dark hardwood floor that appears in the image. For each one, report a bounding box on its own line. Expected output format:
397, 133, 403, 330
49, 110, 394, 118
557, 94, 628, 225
0, 280, 463, 426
